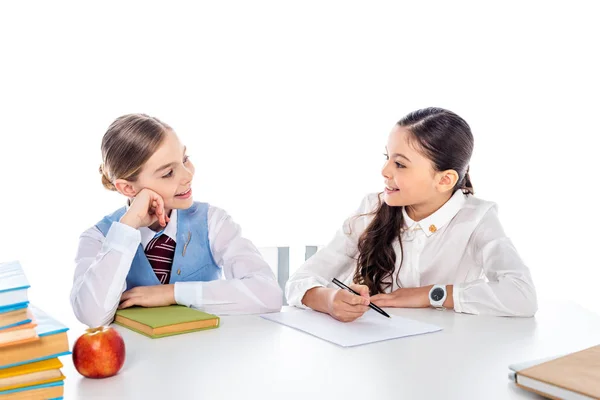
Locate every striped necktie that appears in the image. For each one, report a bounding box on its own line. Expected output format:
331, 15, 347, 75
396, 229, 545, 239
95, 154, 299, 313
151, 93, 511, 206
144, 234, 175, 284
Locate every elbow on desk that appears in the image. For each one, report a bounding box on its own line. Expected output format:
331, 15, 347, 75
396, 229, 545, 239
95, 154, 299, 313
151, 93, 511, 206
72, 306, 116, 328
514, 278, 538, 317
503, 281, 539, 318
264, 297, 283, 313
521, 291, 538, 317
71, 295, 117, 328
460, 279, 539, 318
263, 285, 284, 313
488, 272, 538, 317
508, 296, 538, 318
256, 274, 284, 312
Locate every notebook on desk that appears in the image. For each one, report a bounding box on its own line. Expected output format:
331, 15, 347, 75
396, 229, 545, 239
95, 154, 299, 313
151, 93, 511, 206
261, 309, 442, 347
509, 345, 600, 400
114, 305, 220, 338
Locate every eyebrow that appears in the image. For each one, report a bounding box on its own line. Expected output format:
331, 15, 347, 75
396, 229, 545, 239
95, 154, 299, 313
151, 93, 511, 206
391, 152, 411, 162
154, 146, 187, 174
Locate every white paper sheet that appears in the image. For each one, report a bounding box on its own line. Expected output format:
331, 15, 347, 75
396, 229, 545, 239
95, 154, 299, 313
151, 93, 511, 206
261, 309, 442, 347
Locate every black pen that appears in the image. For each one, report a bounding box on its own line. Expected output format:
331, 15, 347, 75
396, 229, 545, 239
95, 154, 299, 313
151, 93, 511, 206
332, 278, 391, 318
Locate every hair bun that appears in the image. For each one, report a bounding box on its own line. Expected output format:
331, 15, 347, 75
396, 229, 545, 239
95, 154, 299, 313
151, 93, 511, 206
461, 170, 474, 195
99, 163, 117, 191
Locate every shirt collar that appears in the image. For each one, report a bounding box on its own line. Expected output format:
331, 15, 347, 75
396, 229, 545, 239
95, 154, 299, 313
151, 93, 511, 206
128, 206, 178, 248
402, 190, 467, 237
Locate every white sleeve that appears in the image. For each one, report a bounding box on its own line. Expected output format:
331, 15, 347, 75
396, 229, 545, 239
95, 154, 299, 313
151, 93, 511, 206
70, 222, 141, 327
453, 206, 538, 317
173, 206, 283, 315
285, 193, 378, 308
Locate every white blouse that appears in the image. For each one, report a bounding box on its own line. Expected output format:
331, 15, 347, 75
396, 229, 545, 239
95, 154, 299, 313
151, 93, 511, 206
71, 205, 283, 327
286, 190, 537, 317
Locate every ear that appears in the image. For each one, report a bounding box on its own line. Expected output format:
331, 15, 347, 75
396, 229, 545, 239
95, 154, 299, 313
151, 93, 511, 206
435, 169, 459, 193
114, 179, 138, 198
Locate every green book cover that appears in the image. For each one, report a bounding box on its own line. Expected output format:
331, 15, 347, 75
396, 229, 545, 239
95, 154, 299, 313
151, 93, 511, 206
114, 305, 220, 339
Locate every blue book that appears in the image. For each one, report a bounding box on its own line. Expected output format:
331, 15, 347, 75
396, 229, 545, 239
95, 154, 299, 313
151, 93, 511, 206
0, 261, 30, 309
0, 306, 70, 370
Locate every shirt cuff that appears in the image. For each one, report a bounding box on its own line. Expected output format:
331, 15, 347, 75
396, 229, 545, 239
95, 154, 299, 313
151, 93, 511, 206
452, 283, 463, 313
174, 282, 203, 307
103, 221, 141, 255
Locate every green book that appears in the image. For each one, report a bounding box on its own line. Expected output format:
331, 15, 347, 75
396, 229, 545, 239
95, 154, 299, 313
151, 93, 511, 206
114, 305, 220, 339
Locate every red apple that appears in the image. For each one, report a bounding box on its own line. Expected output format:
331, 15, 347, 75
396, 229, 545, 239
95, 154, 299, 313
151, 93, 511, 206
72, 326, 126, 379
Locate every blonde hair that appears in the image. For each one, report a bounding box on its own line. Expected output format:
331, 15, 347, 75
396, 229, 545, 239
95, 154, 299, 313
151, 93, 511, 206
100, 114, 172, 191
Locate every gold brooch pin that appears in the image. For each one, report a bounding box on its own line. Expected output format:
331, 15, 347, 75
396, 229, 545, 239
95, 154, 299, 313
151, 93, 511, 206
429, 225, 437, 233
182, 231, 192, 256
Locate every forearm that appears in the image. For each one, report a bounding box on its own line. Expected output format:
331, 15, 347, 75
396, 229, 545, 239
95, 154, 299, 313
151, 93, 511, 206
176, 273, 283, 315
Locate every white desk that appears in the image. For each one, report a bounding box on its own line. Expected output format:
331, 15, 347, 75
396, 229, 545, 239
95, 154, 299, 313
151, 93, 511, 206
62, 301, 600, 400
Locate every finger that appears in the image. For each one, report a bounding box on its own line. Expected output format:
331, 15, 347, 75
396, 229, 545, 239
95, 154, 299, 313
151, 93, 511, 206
350, 284, 370, 299
338, 306, 369, 318
340, 291, 370, 306
339, 303, 370, 314
335, 311, 366, 322
153, 193, 164, 212
146, 205, 159, 221
122, 286, 142, 297
154, 195, 167, 226
118, 299, 137, 309
144, 213, 159, 228
120, 290, 136, 302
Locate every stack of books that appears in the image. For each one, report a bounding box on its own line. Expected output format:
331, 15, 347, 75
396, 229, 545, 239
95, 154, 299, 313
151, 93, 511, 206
0, 261, 70, 399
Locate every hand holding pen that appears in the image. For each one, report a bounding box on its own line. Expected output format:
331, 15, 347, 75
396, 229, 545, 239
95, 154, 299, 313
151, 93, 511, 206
332, 278, 391, 318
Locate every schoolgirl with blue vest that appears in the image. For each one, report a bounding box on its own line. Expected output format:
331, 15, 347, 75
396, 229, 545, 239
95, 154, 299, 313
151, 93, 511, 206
71, 114, 282, 327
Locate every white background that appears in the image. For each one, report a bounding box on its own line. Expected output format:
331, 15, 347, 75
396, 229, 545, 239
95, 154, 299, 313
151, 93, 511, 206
0, 1, 598, 330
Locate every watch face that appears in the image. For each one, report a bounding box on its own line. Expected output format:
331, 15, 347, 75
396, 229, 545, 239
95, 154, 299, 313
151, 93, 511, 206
431, 287, 445, 302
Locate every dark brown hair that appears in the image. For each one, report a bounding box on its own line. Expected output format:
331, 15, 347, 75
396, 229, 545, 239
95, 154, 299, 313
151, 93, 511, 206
353, 107, 474, 294
99, 114, 172, 191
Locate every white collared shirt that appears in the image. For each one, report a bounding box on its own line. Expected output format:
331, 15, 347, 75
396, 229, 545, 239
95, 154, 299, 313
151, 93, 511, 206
71, 206, 283, 327
285, 191, 538, 317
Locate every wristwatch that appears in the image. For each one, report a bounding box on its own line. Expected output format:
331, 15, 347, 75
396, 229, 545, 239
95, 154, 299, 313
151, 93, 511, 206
429, 285, 447, 309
